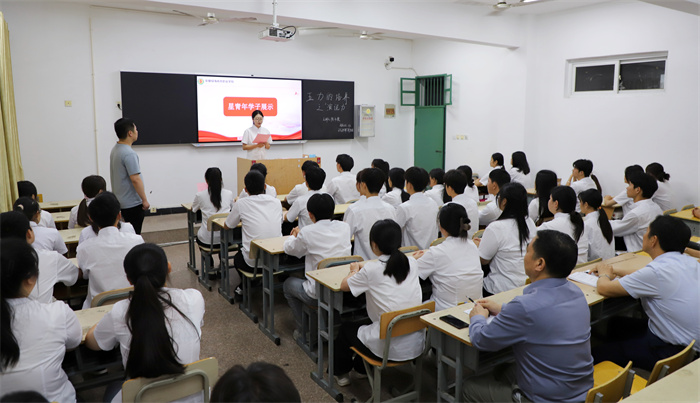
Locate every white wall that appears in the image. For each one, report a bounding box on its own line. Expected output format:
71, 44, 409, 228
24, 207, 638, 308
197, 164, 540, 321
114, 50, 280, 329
4, 3, 415, 207
525, 1, 700, 207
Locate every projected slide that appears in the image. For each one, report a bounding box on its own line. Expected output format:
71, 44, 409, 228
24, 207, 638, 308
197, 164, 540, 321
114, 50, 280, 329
196, 76, 302, 142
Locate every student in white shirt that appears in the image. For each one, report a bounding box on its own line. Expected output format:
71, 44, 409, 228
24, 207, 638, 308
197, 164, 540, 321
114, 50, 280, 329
443, 169, 479, 238
413, 203, 483, 311
579, 189, 615, 261
285, 166, 327, 230
528, 169, 557, 226
86, 243, 204, 403
0, 212, 79, 304
457, 165, 480, 202
474, 152, 504, 188
13, 197, 67, 255
371, 158, 390, 198
284, 160, 320, 206
475, 182, 536, 296
78, 221, 136, 245
225, 170, 283, 290
425, 168, 446, 207
241, 109, 271, 160
382, 167, 409, 208
326, 154, 361, 204
192, 167, 235, 247
509, 151, 533, 189
0, 239, 81, 403
566, 159, 601, 212
17, 180, 56, 229
237, 163, 278, 199
537, 186, 589, 264
395, 166, 439, 250
77, 192, 145, 309
646, 162, 673, 212
344, 168, 396, 260
283, 193, 352, 336
334, 219, 423, 386
478, 169, 511, 227
68, 175, 106, 229
610, 172, 663, 252
603, 165, 644, 216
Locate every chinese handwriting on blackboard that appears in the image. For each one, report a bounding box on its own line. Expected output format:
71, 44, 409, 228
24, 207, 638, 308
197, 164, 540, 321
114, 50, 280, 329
306, 92, 350, 112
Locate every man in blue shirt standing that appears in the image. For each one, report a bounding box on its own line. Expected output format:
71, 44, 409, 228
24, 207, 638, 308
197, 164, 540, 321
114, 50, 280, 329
109, 118, 150, 234
465, 230, 594, 403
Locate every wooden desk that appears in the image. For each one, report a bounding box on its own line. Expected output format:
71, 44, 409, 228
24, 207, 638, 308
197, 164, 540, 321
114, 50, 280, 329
334, 203, 351, 217
602, 203, 623, 220
621, 358, 699, 402
76, 305, 113, 342
39, 199, 82, 212
671, 209, 700, 237
59, 228, 82, 258
420, 252, 649, 402
250, 236, 305, 345
209, 217, 242, 304
51, 211, 71, 230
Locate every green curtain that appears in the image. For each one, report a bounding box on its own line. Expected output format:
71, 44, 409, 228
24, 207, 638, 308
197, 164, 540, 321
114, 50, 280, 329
0, 12, 23, 212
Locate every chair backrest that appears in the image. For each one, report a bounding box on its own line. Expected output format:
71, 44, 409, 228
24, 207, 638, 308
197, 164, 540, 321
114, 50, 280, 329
206, 212, 229, 232
681, 204, 695, 211
122, 357, 218, 403
430, 237, 446, 247
647, 339, 696, 386
317, 255, 363, 270
662, 208, 677, 216
586, 361, 634, 403
472, 229, 484, 240
398, 246, 418, 254
91, 287, 134, 308
379, 300, 435, 340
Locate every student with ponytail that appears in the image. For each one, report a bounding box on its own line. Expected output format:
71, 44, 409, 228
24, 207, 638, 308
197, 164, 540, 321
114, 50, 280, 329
538, 186, 589, 264
86, 243, 204, 403
603, 165, 644, 216
579, 189, 615, 260
13, 197, 67, 255
333, 219, 422, 386
68, 175, 107, 229
509, 151, 533, 188
475, 182, 536, 295
566, 159, 601, 211
371, 158, 390, 197
475, 152, 505, 187
413, 203, 483, 311
646, 162, 672, 211
192, 167, 235, 247
457, 165, 479, 202
529, 169, 558, 226
382, 167, 409, 207
0, 239, 81, 402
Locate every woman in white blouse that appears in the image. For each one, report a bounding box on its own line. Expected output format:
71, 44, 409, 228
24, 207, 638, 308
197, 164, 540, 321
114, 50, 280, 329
457, 165, 480, 202
382, 167, 409, 208
579, 189, 615, 260
0, 238, 81, 403
537, 186, 589, 264
509, 151, 533, 189
528, 169, 557, 226
241, 110, 271, 159
475, 182, 536, 296
192, 167, 235, 247
602, 165, 644, 216
645, 162, 673, 211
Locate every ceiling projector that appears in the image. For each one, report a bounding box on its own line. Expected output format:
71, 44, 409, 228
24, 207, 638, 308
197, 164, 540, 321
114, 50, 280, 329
259, 26, 294, 42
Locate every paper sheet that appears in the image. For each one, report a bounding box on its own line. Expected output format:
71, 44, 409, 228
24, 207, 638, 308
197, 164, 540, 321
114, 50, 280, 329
252, 133, 270, 144
568, 271, 600, 287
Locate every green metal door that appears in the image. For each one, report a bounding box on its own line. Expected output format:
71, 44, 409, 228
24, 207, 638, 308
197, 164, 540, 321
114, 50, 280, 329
414, 107, 445, 170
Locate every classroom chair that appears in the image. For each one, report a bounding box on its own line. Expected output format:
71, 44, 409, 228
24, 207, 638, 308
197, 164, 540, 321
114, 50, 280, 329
91, 287, 134, 308
472, 229, 484, 240
350, 300, 435, 403
198, 213, 239, 292
594, 340, 695, 395
681, 204, 695, 211
430, 237, 446, 247
398, 246, 418, 254
662, 208, 677, 216
121, 357, 218, 403
586, 361, 634, 403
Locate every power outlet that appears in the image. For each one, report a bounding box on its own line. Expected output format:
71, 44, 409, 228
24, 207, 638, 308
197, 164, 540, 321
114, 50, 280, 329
64, 100, 72, 107
150, 206, 157, 214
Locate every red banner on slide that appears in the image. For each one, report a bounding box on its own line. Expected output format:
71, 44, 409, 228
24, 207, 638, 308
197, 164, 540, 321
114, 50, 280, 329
198, 130, 302, 143
223, 97, 278, 116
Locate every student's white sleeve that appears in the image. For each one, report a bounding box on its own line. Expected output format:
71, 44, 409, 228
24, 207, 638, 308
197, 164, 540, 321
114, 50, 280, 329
395, 205, 409, 228
343, 207, 357, 232
224, 203, 241, 228
612, 190, 631, 206
326, 181, 338, 203
223, 191, 235, 211
478, 226, 500, 261
56, 254, 79, 286
68, 206, 78, 229
283, 231, 309, 259
528, 199, 539, 222
54, 232, 68, 255
416, 248, 438, 280
346, 266, 370, 297
609, 211, 638, 236
42, 210, 57, 229
286, 198, 302, 222
192, 193, 202, 213
618, 266, 660, 298
93, 309, 119, 351
238, 189, 248, 199
62, 304, 82, 349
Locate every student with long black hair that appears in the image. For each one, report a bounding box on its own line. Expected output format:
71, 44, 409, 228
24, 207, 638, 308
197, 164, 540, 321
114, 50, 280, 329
86, 243, 204, 403
371, 158, 390, 197
192, 167, 234, 247
528, 169, 558, 226
646, 162, 672, 211
509, 151, 532, 188
475, 182, 535, 296
382, 167, 409, 207
413, 203, 483, 311
0, 239, 81, 402
566, 159, 602, 211
579, 189, 615, 260
603, 165, 644, 216
68, 175, 106, 229
333, 219, 422, 386
457, 165, 479, 202
443, 169, 479, 238
13, 197, 67, 255
538, 186, 589, 264
475, 153, 505, 187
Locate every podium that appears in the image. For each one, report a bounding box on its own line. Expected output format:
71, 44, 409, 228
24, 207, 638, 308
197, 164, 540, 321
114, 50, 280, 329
237, 157, 322, 195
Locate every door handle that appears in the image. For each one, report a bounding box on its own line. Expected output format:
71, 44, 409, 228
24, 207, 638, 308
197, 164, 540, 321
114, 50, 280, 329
435, 150, 442, 153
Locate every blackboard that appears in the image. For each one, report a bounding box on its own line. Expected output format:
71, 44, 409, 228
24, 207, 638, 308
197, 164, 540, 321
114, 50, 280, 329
301, 80, 355, 140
